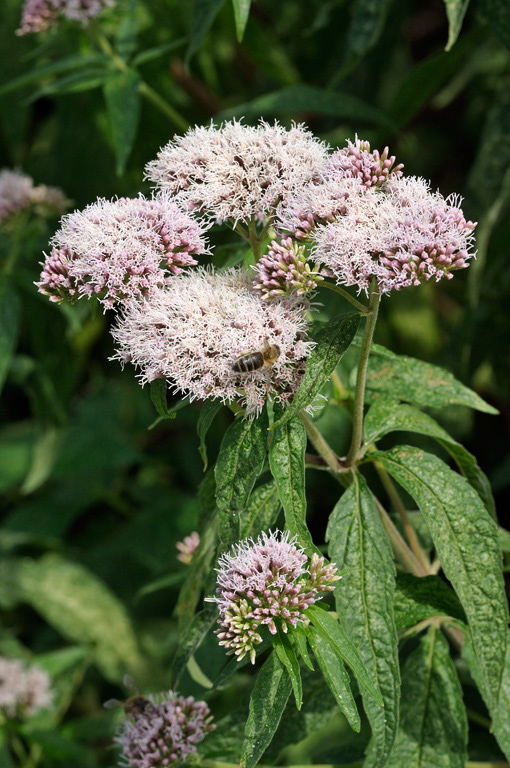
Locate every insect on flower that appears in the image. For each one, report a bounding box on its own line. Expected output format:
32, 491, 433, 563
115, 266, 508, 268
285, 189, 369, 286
231, 340, 281, 373
103, 675, 155, 719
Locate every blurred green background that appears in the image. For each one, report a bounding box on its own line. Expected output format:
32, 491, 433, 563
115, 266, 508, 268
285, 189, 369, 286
1, 0, 509, 764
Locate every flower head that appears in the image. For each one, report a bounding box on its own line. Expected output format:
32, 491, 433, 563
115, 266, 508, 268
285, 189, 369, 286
312, 176, 476, 293
176, 532, 200, 564
325, 136, 403, 190
145, 120, 328, 224
38, 193, 209, 308
254, 237, 326, 299
17, 0, 115, 34
115, 690, 214, 768
208, 531, 340, 663
111, 267, 313, 415
0, 169, 67, 227
0, 656, 52, 719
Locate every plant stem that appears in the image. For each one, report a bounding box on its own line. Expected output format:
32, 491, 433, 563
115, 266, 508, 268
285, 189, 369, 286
466, 708, 492, 730
248, 218, 261, 261
344, 279, 381, 467
299, 412, 345, 473
321, 281, 370, 314
373, 496, 428, 576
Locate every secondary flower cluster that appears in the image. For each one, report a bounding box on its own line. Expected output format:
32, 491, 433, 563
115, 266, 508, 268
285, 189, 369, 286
0, 168, 67, 228
176, 532, 200, 564
17, 0, 115, 35
115, 691, 215, 768
208, 531, 340, 664
0, 655, 52, 719
253, 237, 327, 299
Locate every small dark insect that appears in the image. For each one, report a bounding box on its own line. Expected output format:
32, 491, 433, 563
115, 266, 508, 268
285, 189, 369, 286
103, 675, 154, 719
232, 341, 280, 373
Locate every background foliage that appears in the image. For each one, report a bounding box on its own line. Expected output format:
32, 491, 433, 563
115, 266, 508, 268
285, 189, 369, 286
0, 0, 509, 764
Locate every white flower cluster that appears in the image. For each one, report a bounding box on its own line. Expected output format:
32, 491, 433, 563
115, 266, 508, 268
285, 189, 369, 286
0, 656, 52, 719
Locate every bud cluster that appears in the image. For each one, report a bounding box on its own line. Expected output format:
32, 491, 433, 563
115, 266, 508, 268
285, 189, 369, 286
176, 532, 200, 565
253, 237, 326, 299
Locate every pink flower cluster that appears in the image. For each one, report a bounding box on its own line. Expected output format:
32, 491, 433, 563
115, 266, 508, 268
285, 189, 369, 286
111, 267, 313, 415
115, 691, 214, 768
253, 237, 326, 299
145, 120, 328, 224
208, 531, 340, 663
176, 532, 200, 564
0, 168, 67, 227
37, 194, 209, 308
0, 656, 52, 719
17, 0, 115, 34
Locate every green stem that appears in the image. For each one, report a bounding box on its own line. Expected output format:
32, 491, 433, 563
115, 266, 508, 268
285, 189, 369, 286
344, 280, 381, 466
374, 496, 428, 576
299, 412, 345, 474
248, 218, 261, 261
466, 707, 492, 730
321, 281, 370, 314
466, 763, 510, 768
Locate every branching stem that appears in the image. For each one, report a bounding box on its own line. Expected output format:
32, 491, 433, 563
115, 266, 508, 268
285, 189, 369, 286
299, 412, 345, 474
321, 281, 370, 314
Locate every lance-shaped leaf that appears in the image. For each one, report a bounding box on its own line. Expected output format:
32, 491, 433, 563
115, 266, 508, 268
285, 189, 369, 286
326, 474, 399, 767
271, 313, 360, 429
273, 627, 302, 709
187, 0, 227, 59
232, 0, 251, 41
149, 379, 189, 421
175, 519, 217, 637
307, 626, 360, 732
103, 68, 141, 175
365, 343, 497, 413
240, 481, 281, 539
372, 445, 508, 711
197, 400, 222, 470
0, 279, 20, 395
269, 411, 316, 554
388, 627, 467, 767
171, 607, 217, 687
394, 574, 466, 631
215, 410, 268, 547
364, 398, 496, 519
240, 651, 292, 768
306, 604, 382, 705
443, 0, 471, 50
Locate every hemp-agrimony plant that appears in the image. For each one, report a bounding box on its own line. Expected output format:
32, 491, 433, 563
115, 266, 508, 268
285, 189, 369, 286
37, 121, 508, 768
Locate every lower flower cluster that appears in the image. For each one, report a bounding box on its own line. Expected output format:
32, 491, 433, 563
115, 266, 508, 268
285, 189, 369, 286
208, 531, 340, 663
0, 655, 52, 719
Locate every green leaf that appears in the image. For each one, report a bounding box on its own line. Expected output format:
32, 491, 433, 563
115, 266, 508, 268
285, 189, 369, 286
28, 67, 108, 100
13, 554, 146, 683
132, 38, 187, 67
176, 520, 217, 637
215, 411, 268, 547
197, 401, 222, 470
240, 481, 281, 539
480, 0, 510, 50
468, 86, 510, 209
272, 313, 360, 430
307, 626, 360, 732
0, 53, 107, 96
306, 604, 383, 705
335, 0, 394, 80
0, 279, 20, 395
114, 2, 138, 60
372, 445, 508, 711
443, 0, 471, 49
326, 473, 399, 766
240, 651, 292, 768
272, 628, 302, 709
364, 399, 496, 519
292, 626, 314, 671
232, 0, 251, 41
103, 68, 141, 175
389, 627, 467, 767
187, 0, 227, 59
268, 412, 316, 554
171, 607, 217, 687
149, 379, 187, 420
365, 343, 497, 413
220, 85, 394, 129
394, 574, 467, 630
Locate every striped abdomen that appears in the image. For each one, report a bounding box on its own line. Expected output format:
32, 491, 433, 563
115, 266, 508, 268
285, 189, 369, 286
232, 352, 265, 373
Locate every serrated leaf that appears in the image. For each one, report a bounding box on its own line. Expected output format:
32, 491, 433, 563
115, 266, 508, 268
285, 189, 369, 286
365, 343, 497, 413
232, 0, 251, 41
389, 627, 467, 767
13, 554, 145, 682
326, 473, 399, 766
187, 0, 227, 59
394, 573, 467, 630
268, 412, 316, 554
0, 279, 20, 395
372, 445, 508, 712
307, 626, 360, 732
364, 399, 496, 519
240, 651, 292, 768
103, 68, 141, 175
240, 481, 281, 539
215, 411, 268, 547
272, 313, 360, 430
306, 605, 382, 705
272, 628, 302, 709
443, 0, 471, 49
197, 401, 222, 470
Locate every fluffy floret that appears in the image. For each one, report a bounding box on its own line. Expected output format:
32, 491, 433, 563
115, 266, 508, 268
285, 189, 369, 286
111, 267, 313, 415
17, 0, 114, 34
115, 691, 214, 768
176, 532, 200, 565
253, 237, 326, 298
312, 176, 476, 293
37, 193, 209, 308
207, 531, 340, 663
0, 656, 52, 719
0, 169, 67, 227
145, 120, 329, 224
